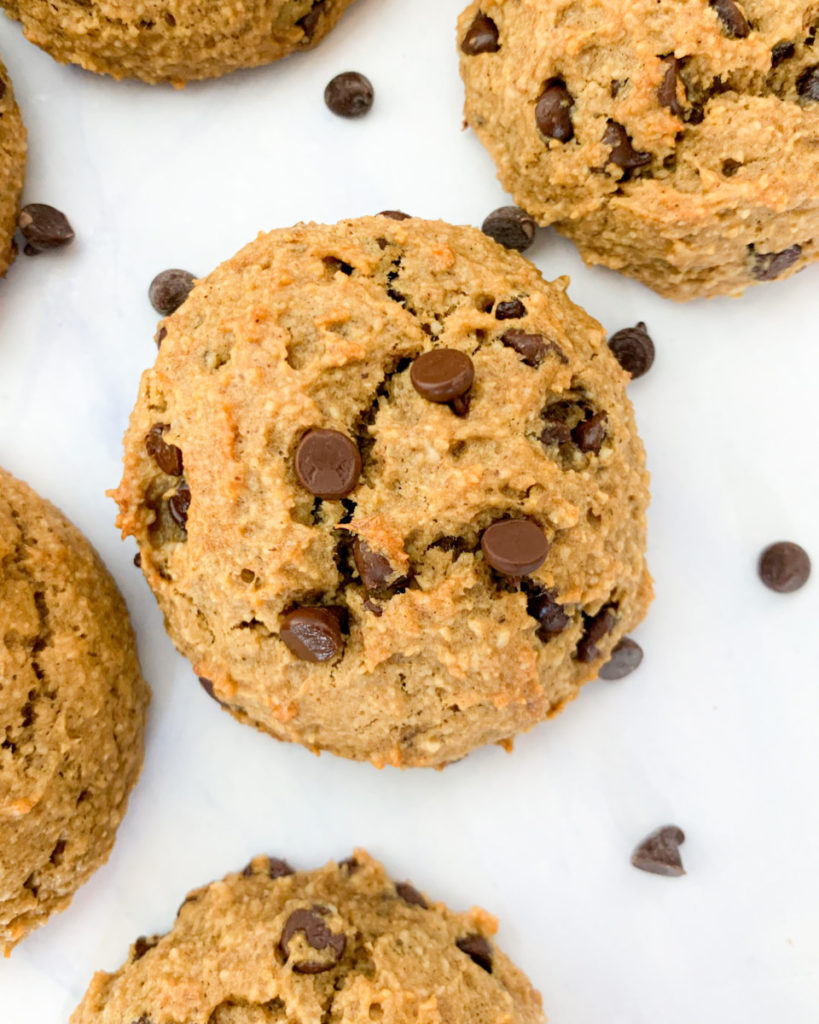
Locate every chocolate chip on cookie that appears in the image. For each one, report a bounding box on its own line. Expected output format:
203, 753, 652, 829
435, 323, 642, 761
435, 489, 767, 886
395, 881, 428, 908
456, 934, 493, 972
751, 244, 802, 281
481, 519, 549, 579
575, 606, 616, 662
279, 907, 346, 974
710, 0, 749, 39
572, 411, 608, 454
378, 210, 411, 221
758, 542, 811, 593
353, 538, 399, 595
797, 66, 819, 101
168, 482, 192, 530
608, 322, 655, 379
18, 204, 74, 255
631, 826, 686, 877
603, 121, 651, 171
535, 80, 574, 142
501, 330, 563, 367
281, 607, 344, 662
145, 424, 183, 476
658, 56, 684, 117
411, 349, 475, 407
771, 41, 796, 67
527, 586, 570, 640
599, 637, 644, 679
149, 269, 195, 315
461, 12, 500, 55
243, 856, 294, 879
495, 298, 527, 320
481, 206, 537, 252
295, 430, 362, 499
324, 72, 374, 118
131, 936, 158, 961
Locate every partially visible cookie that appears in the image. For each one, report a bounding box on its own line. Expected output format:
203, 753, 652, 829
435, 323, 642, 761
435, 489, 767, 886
1, 0, 359, 85
0, 55, 26, 276
70, 850, 546, 1024
0, 468, 149, 953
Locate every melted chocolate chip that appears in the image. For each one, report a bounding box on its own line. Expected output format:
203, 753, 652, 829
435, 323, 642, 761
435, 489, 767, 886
481, 206, 536, 252
495, 298, 527, 320
751, 244, 802, 281
353, 538, 397, 594
461, 12, 500, 55
396, 882, 428, 908
607, 322, 655, 379
145, 423, 183, 476
599, 637, 644, 679
280, 607, 344, 662
604, 120, 651, 171
295, 430, 361, 499
481, 520, 549, 579
411, 349, 474, 404
576, 606, 616, 663
18, 204, 75, 255
535, 80, 574, 142
280, 907, 346, 974
149, 269, 195, 315
771, 41, 795, 66
324, 72, 374, 118
658, 56, 684, 117
710, 0, 749, 38
572, 411, 608, 453
631, 826, 686, 877
168, 482, 191, 530
758, 542, 811, 593
456, 934, 493, 972
797, 65, 819, 101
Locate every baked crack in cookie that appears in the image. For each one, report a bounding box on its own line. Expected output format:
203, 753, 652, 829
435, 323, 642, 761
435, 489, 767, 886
0, 55, 26, 276
0, 469, 149, 952
70, 850, 545, 1024
458, 0, 819, 300
113, 216, 651, 768
1, 0, 358, 85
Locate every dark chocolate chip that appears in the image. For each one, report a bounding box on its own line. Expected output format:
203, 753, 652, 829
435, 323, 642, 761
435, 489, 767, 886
502, 330, 550, 367
324, 255, 354, 276
198, 676, 218, 701
280, 607, 344, 662
132, 936, 157, 961
751, 244, 802, 281
411, 349, 474, 404
481, 206, 536, 252
599, 637, 643, 679
603, 120, 652, 171
771, 41, 795, 66
527, 587, 570, 639
797, 65, 819, 101
608, 322, 655, 379
0, 81, 5, 101
535, 80, 574, 142
396, 882, 428, 908
338, 856, 359, 873
576, 606, 616, 663
631, 826, 686, 877
461, 12, 500, 55
145, 423, 183, 476
18, 204, 75, 254
324, 72, 374, 118
572, 411, 608, 454
295, 429, 362, 499
155, 326, 167, 348
495, 298, 527, 321
243, 856, 294, 879
168, 482, 191, 530
353, 538, 396, 594
377, 210, 411, 221
722, 158, 741, 177
658, 57, 684, 117
481, 519, 549, 578
134, 552, 142, 568
710, 0, 749, 38
298, 0, 325, 39
280, 907, 346, 974
540, 421, 571, 447
456, 934, 493, 972
149, 269, 195, 316
758, 542, 811, 593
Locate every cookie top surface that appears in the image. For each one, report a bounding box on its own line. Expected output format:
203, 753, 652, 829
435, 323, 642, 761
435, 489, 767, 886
114, 216, 651, 768
0, 56, 26, 276
0, 468, 149, 952
70, 850, 545, 1024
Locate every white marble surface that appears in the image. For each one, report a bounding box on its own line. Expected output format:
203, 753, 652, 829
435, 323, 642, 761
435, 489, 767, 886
1, 2, 818, 1021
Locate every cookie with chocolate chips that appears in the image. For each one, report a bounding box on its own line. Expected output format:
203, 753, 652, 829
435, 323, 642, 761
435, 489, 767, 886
0, 56, 26, 276
1, 0, 358, 85
459, 0, 819, 300
70, 850, 545, 1024
112, 216, 651, 767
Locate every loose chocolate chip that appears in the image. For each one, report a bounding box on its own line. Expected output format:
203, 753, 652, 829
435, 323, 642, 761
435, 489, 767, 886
324, 72, 374, 118
411, 349, 474, 404
658, 57, 684, 117
771, 41, 796, 66
631, 826, 686, 877
280, 607, 344, 662
298, 0, 325, 39
495, 298, 527, 320
603, 120, 652, 171
758, 542, 811, 593
797, 65, 819, 101
155, 326, 167, 348
353, 538, 396, 594
751, 244, 802, 281
599, 637, 643, 679
133, 552, 142, 568
145, 423, 183, 476
576, 606, 616, 663
456, 934, 493, 972
535, 80, 574, 142
18, 204, 75, 255
132, 936, 157, 961
280, 907, 346, 974
396, 882, 428, 908
481, 519, 549, 579
481, 206, 536, 252
608, 322, 655, 379
149, 269, 195, 315
461, 12, 500, 55
527, 587, 570, 639
295, 429, 362, 499
378, 210, 410, 221
502, 330, 548, 367
168, 482, 191, 530
572, 411, 608, 454
710, 0, 749, 38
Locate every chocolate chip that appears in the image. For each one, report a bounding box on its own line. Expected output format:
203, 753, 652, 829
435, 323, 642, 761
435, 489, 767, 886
604, 121, 651, 171
797, 65, 819, 101
631, 826, 686, 877
710, 0, 749, 38
280, 607, 344, 662
145, 423, 183, 476
18, 204, 75, 255
168, 482, 191, 530
132, 936, 157, 961
198, 677, 223, 704
396, 882, 428, 908
722, 158, 741, 177
535, 80, 574, 142
658, 57, 683, 117
608, 322, 655, 379
540, 420, 571, 447
149, 269, 195, 316
758, 542, 811, 593
456, 934, 493, 972
502, 330, 549, 367
338, 856, 359, 873
411, 349, 474, 405
461, 12, 500, 55
527, 587, 569, 640
243, 856, 294, 879
751, 244, 802, 281
353, 538, 397, 594
298, 0, 325, 39
481, 519, 549, 579
155, 326, 167, 348
576, 606, 616, 663
481, 206, 536, 252
324, 72, 374, 118
771, 41, 795, 66
133, 552, 142, 568
599, 637, 643, 679
495, 298, 527, 321
280, 907, 346, 974
378, 210, 410, 221
295, 430, 361, 499
572, 411, 608, 454
0, 81, 5, 101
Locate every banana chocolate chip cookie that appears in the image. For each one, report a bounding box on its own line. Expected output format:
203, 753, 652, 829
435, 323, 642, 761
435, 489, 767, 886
1, 0, 358, 85
459, 0, 819, 300
71, 850, 545, 1024
112, 215, 651, 768
0, 468, 149, 952
0, 55, 26, 276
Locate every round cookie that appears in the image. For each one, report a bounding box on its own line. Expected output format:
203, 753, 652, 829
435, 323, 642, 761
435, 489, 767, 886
0, 468, 149, 952
1, 0, 359, 85
458, 0, 819, 300
71, 850, 545, 1024
0, 55, 26, 276
112, 216, 651, 768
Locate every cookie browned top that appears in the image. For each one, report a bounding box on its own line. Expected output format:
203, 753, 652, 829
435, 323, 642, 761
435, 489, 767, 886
0, 56, 26, 276
113, 216, 651, 768
71, 850, 545, 1024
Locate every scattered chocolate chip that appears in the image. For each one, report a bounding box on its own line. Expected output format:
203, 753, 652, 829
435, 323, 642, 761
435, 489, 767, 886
132, 936, 157, 961
133, 552, 142, 568
481, 206, 536, 252
658, 57, 684, 117
631, 826, 686, 877
324, 72, 374, 118
751, 244, 802, 281
710, 0, 749, 38
535, 80, 574, 142
576, 606, 616, 663
758, 542, 811, 593
411, 349, 474, 405
797, 65, 819, 101
599, 637, 643, 679
155, 326, 167, 348
573, 411, 608, 454
378, 210, 410, 221
527, 587, 570, 640
145, 423, 183, 476
168, 482, 191, 530
502, 330, 549, 367
280, 607, 344, 662
18, 204, 75, 255
604, 120, 652, 171
495, 298, 527, 320
280, 908, 346, 974
295, 429, 361, 499
353, 538, 397, 594
149, 269, 195, 315
771, 41, 795, 66
396, 882, 428, 908
456, 934, 493, 972
461, 12, 500, 55
481, 519, 549, 579
608, 322, 655, 379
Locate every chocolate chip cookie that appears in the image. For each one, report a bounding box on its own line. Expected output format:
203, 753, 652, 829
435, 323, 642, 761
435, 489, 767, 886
0, 55, 26, 276
459, 0, 819, 300
2, 0, 358, 85
112, 216, 651, 768
0, 468, 149, 952
70, 850, 545, 1024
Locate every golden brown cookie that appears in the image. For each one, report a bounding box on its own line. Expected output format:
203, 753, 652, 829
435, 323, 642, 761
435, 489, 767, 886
2, 0, 358, 85
70, 850, 545, 1024
458, 0, 819, 300
112, 215, 651, 769
0, 55, 26, 276
0, 468, 149, 953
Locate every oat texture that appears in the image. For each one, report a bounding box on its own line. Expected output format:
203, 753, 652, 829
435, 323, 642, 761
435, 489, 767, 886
71, 850, 546, 1024
0, 55, 25, 276
112, 216, 652, 769
0, 468, 149, 952
458, 0, 819, 300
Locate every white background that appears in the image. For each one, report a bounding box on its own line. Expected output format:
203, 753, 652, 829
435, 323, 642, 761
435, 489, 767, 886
1, 1, 818, 1021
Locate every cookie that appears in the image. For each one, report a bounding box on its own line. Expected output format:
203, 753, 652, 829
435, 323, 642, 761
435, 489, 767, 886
2, 0, 358, 85
70, 850, 545, 1024
112, 216, 651, 768
458, 0, 819, 300
0, 55, 26, 276
0, 468, 149, 952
